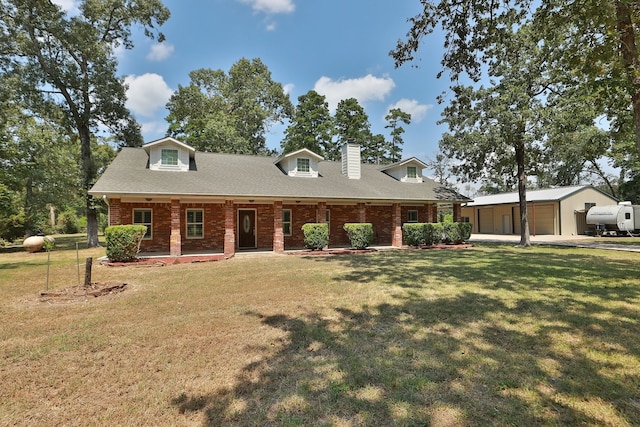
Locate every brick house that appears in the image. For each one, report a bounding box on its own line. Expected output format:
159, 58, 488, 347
89, 137, 471, 257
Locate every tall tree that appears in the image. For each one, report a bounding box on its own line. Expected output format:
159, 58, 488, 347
166, 58, 294, 155
0, 0, 170, 247
437, 24, 556, 247
385, 108, 411, 163
361, 133, 388, 164
392, 1, 640, 192
426, 152, 453, 186
332, 98, 372, 161
281, 90, 333, 156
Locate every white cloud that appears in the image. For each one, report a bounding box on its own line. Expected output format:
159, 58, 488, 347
140, 121, 169, 138
314, 74, 396, 111
387, 99, 433, 123
238, 0, 295, 14
146, 43, 175, 61
283, 83, 295, 95
124, 73, 173, 118
51, 0, 79, 13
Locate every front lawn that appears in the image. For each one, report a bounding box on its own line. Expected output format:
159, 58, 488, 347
1, 243, 639, 426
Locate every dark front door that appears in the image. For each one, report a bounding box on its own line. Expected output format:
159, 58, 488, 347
238, 209, 256, 249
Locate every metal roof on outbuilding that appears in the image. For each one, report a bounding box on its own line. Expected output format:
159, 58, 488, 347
464, 185, 613, 207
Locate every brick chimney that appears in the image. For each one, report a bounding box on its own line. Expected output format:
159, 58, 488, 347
341, 142, 361, 179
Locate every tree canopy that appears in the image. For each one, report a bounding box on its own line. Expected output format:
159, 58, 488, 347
281, 90, 334, 156
166, 58, 294, 155
392, 1, 640, 198
0, 0, 170, 246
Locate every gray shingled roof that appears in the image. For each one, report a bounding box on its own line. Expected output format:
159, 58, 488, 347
89, 148, 470, 203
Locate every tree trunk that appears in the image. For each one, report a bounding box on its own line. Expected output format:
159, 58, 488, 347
616, 0, 640, 155
515, 140, 531, 247
79, 124, 99, 247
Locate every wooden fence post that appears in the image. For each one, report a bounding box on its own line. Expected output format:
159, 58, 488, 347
84, 257, 92, 287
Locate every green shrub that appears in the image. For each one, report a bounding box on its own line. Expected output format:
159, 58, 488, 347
78, 216, 88, 233
301, 223, 329, 250
98, 215, 108, 233
105, 225, 147, 262
424, 222, 444, 245
441, 212, 454, 223
0, 211, 27, 242
442, 222, 472, 244
458, 222, 473, 242
402, 223, 425, 246
57, 209, 80, 234
343, 223, 374, 249
442, 222, 460, 243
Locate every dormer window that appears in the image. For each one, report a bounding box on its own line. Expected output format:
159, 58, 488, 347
161, 149, 179, 166
274, 148, 323, 178
144, 137, 194, 172
407, 166, 417, 179
297, 158, 310, 173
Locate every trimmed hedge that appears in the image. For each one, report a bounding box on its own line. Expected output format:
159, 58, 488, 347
402, 222, 471, 246
105, 225, 147, 262
402, 223, 424, 246
301, 223, 329, 250
343, 223, 374, 249
458, 222, 473, 242
425, 223, 444, 246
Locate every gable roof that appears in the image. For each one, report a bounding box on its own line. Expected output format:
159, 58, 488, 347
379, 157, 429, 171
142, 137, 196, 158
274, 148, 324, 165
90, 148, 470, 203
465, 185, 616, 207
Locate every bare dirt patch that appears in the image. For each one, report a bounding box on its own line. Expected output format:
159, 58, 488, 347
37, 281, 127, 304
101, 254, 227, 267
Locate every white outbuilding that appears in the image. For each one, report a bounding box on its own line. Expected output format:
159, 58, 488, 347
461, 185, 618, 236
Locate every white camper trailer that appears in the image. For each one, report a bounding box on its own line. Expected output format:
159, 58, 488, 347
586, 202, 640, 235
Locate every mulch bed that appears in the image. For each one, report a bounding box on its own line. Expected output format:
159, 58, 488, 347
38, 281, 128, 304
292, 244, 472, 255
101, 254, 228, 267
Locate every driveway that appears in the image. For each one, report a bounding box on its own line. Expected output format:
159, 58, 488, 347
469, 234, 640, 253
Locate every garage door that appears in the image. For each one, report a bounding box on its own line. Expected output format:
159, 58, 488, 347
532, 204, 554, 235
478, 208, 494, 233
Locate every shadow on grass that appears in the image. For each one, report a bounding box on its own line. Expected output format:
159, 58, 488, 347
172, 246, 640, 426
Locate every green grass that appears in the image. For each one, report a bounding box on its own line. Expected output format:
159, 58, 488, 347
1, 240, 640, 426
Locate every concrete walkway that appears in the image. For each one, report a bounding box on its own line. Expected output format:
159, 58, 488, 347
469, 234, 640, 253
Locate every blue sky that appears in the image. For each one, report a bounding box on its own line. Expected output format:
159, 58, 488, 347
58, 0, 452, 164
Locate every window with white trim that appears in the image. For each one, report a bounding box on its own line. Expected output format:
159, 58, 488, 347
283, 209, 292, 236
407, 166, 417, 179
133, 209, 152, 239
408, 210, 418, 223
297, 158, 310, 173
161, 148, 179, 166
186, 209, 204, 238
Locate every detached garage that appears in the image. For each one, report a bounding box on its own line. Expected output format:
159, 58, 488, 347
462, 185, 618, 236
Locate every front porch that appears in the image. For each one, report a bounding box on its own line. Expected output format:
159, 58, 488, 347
107, 198, 462, 257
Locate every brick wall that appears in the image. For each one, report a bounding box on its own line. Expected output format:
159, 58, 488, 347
109, 198, 121, 225
367, 206, 392, 245
401, 205, 434, 225
180, 202, 225, 252
326, 205, 359, 246
119, 202, 171, 252
283, 204, 316, 249
114, 200, 443, 253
